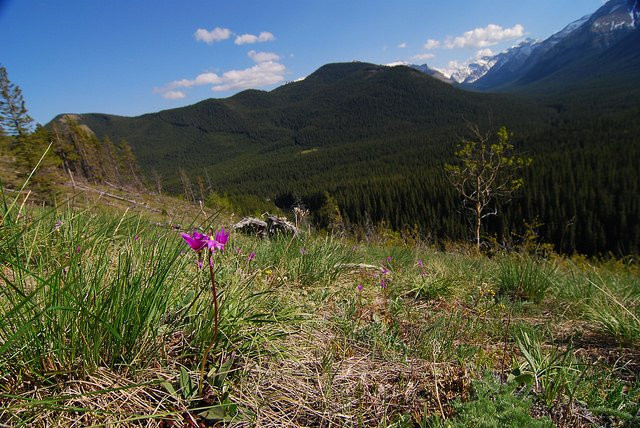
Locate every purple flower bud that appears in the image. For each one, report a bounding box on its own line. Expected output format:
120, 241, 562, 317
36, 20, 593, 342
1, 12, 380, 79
357, 284, 363, 292
417, 259, 424, 269
248, 252, 256, 262
300, 247, 307, 255
134, 234, 139, 241
380, 279, 386, 288
75, 245, 81, 253
386, 256, 392, 263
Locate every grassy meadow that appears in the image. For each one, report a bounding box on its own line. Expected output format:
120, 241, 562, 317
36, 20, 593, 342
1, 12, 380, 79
0, 187, 639, 427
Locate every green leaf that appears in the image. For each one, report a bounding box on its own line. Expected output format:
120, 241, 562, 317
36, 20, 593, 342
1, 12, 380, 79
160, 380, 177, 399
179, 366, 195, 399
513, 373, 534, 386
199, 406, 228, 421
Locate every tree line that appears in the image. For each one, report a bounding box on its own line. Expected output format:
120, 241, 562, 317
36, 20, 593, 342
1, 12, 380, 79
0, 65, 143, 199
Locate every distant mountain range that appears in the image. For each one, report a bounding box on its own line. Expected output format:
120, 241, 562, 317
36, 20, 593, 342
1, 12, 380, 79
408, 0, 639, 92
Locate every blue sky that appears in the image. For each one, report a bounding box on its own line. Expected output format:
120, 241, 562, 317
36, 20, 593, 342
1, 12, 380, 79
0, 0, 604, 124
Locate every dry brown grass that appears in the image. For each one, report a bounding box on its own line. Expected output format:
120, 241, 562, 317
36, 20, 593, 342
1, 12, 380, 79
1, 367, 187, 427
229, 329, 471, 427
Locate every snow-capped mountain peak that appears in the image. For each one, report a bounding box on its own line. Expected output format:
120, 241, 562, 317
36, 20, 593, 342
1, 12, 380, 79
590, 0, 639, 32
407, 0, 639, 89
436, 38, 538, 84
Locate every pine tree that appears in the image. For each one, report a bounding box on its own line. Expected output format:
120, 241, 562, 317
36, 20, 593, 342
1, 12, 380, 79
51, 122, 78, 178
0, 65, 33, 138
118, 139, 143, 188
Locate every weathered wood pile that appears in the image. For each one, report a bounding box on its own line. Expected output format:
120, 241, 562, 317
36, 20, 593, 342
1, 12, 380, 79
232, 214, 298, 238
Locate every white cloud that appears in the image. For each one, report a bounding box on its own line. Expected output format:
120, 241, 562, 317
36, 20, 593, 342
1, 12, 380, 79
162, 90, 186, 99
444, 24, 524, 48
193, 72, 223, 85
476, 48, 494, 58
398, 42, 407, 48
385, 60, 410, 67
166, 72, 222, 89
211, 61, 285, 91
234, 31, 275, 45
248, 50, 280, 63
157, 60, 286, 97
410, 53, 435, 62
194, 27, 231, 44
424, 39, 440, 49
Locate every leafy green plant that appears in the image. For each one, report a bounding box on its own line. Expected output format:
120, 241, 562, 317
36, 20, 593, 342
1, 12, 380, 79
423, 375, 554, 428
510, 327, 584, 407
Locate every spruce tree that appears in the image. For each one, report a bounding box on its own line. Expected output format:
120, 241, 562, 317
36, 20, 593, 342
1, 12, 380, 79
0, 65, 33, 138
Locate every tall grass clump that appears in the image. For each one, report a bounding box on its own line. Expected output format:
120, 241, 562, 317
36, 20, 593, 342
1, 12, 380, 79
253, 235, 355, 286
553, 262, 640, 345
0, 188, 296, 424
496, 256, 555, 303
0, 204, 187, 376
186, 253, 298, 357
582, 274, 640, 346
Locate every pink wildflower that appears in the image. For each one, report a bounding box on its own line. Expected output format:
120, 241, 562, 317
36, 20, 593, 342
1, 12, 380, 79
180, 230, 209, 252
208, 227, 230, 252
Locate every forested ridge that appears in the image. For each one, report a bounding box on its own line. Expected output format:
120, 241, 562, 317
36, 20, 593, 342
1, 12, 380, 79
0, 65, 144, 200
52, 62, 640, 255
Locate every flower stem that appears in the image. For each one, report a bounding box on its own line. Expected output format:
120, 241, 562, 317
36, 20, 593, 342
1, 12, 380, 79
198, 251, 219, 395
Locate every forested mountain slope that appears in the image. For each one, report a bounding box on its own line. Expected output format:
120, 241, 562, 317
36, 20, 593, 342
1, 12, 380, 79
51, 62, 640, 255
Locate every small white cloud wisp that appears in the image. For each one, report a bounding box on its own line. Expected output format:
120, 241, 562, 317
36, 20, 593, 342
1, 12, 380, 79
248, 50, 280, 63
410, 53, 435, 62
194, 27, 232, 44
234, 31, 275, 45
162, 90, 186, 99
424, 39, 440, 49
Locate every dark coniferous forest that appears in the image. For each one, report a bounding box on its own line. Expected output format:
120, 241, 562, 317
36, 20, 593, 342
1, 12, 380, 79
52, 62, 640, 256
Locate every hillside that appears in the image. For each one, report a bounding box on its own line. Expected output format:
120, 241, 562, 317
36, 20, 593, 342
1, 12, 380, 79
49, 61, 640, 255
58, 63, 546, 192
